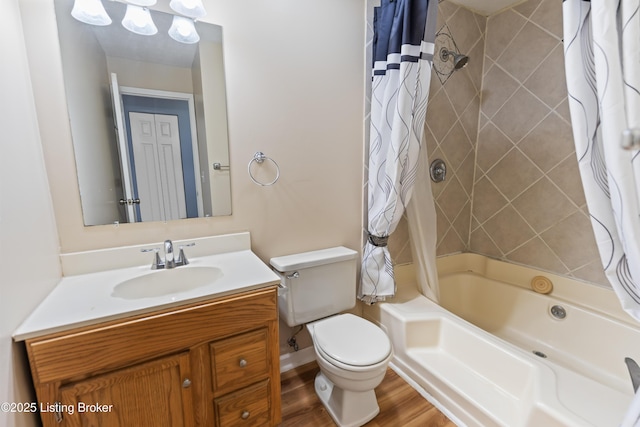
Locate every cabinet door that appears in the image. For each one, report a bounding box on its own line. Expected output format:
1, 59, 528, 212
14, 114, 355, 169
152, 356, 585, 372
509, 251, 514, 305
57, 352, 194, 427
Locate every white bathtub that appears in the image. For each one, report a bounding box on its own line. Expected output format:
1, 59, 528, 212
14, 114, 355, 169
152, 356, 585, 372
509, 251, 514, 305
364, 254, 640, 427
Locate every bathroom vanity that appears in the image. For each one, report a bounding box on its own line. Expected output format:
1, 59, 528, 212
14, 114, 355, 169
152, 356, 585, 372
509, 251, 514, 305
14, 233, 282, 427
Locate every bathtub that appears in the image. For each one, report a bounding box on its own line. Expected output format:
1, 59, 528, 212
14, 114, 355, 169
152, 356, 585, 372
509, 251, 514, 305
363, 254, 640, 427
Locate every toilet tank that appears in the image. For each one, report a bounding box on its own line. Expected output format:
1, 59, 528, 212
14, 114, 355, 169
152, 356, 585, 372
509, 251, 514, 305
270, 247, 358, 327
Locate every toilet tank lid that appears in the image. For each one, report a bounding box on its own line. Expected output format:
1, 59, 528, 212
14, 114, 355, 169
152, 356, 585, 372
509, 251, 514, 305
270, 246, 358, 272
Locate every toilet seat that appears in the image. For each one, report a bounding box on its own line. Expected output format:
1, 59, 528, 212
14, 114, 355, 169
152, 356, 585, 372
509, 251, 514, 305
313, 314, 391, 367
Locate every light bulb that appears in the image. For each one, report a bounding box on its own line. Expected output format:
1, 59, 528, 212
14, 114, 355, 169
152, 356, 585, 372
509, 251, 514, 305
168, 15, 200, 44
71, 0, 112, 26
122, 5, 157, 36
169, 0, 206, 18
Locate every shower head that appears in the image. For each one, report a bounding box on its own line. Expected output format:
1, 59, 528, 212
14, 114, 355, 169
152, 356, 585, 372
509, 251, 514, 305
440, 48, 469, 70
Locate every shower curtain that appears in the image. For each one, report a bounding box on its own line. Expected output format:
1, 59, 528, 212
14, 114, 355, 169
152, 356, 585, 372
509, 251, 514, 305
563, 3, 640, 422
563, 0, 640, 322
359, 0, 437, 304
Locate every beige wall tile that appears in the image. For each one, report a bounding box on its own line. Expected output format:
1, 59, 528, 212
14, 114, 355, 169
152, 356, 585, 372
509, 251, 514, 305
511, 177, 577, 233
547, 156, 587, 207
437, 227, 466, 255
460, 95, 481, 142
466, 38, 486, 92
483, 205, 536, 253
439, 1, 461, 24
571, 260, 609, 286
497, 22, 559, 82
452, 201, 472, 249
480, 65, 520, 118
457, 151, 476, 195
540, 211, 601, 270
441, 121, 474, 172
437, 176, 469, 220
530, 0, 563, 39
472, 177, 509, 223
523, 45, 567, 109
436, 204, 451, 246
470, 226, 503, 258
506, 237, 570, 274
491, 87, 550, 143
445, 70, 478, 116
447, 6, 484, 54
426, 89, 458, 141
555, 97, 572, 123
476, 123, 514, 173
513, 0, 540, 17
486, 148, 542, 199
518, 113, 575, 172
485, 10, 526, 61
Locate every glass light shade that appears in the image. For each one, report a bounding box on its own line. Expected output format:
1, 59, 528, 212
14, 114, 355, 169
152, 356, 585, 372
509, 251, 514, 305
126, 0, 157, 6
168, 16, 200, 44
71, 0, 112, 26
122, 5, 157, 36
169, 0, 206, 18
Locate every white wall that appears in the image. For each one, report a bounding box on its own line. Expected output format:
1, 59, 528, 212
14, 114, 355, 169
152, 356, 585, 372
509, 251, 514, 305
0, 1, 62, 426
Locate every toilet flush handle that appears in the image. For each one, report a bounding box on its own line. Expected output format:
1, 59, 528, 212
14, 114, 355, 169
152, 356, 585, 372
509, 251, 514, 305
286, 271, 300, 279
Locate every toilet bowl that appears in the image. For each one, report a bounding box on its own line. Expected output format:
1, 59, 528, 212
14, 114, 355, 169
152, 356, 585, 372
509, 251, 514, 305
307, 313, 392, 427
270, 247, 393, 427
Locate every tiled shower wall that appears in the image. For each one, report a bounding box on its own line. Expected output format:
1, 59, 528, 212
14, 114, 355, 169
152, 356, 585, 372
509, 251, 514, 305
389, 0, 609, 287
388, 0, 485, 264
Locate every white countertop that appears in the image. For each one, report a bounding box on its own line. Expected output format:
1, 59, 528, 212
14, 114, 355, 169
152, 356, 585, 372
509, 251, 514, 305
13, 249, 280, 341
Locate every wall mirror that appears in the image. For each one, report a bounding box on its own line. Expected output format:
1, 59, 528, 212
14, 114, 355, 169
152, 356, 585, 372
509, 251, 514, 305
53, 0, 231, 226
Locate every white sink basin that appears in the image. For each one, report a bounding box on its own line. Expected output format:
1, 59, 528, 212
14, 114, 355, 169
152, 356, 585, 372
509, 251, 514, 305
111, 266, 224, 299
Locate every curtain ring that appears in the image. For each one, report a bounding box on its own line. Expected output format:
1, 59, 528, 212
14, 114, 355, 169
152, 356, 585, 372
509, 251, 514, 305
248, 152, 280, 186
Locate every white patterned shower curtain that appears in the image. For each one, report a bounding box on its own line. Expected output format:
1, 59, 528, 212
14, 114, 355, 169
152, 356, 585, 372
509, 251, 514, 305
563, 2, 640, 422
359, 0, 437, 304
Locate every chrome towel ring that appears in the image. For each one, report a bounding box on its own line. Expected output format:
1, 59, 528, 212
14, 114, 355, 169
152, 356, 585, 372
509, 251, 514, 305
248, 151, 280, 186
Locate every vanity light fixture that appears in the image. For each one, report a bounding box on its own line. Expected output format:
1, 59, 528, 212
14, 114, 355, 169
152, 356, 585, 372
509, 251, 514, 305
169, 0, 207, 19
122, 4, 158, 36
168, 16, 200, 44
70, 0, 206, 44
71, 0, 112, 26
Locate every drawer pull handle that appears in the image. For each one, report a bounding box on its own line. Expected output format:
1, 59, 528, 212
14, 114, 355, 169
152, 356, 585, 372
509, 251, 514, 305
241, 410, 250, 420
182, 378, 192, 388
239, 358, 248, 368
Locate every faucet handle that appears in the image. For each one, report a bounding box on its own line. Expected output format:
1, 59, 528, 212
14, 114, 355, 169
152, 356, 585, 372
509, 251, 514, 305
141, 247, 163, 269
176, 242, 195, 266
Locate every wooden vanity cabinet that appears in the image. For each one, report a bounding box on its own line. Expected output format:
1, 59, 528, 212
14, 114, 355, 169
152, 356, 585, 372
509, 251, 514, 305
25, 286, 281, 427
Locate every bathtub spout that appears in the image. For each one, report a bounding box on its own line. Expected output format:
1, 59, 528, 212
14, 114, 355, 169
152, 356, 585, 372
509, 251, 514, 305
625, 357, 640, 392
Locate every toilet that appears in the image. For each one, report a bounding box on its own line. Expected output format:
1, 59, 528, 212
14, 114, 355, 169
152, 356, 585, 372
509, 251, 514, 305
270, 247, 392, 427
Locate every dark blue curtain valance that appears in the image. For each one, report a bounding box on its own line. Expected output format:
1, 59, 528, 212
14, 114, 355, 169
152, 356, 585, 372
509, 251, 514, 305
373, 0, 431, 67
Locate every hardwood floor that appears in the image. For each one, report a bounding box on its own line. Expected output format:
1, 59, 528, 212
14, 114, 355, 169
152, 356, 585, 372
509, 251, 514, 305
280, 362, 457, 427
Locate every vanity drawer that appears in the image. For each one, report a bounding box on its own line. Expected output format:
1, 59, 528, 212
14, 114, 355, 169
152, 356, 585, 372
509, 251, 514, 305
211, 328, 269, 395
214, 379, 271, 426
27, 288, 277, 384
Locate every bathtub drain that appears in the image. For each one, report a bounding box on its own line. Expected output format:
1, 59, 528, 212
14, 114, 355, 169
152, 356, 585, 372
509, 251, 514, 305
550, 304, 567, 319
532, 350, 547, 358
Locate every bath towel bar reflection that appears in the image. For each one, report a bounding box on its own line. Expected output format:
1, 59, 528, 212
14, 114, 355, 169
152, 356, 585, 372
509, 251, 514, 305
248, 151, 280, 186
212, 163, 230, 171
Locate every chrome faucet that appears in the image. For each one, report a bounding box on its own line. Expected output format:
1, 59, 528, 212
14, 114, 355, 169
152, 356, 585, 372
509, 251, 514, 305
164, 240, 176, 269
141, 240, 195, 270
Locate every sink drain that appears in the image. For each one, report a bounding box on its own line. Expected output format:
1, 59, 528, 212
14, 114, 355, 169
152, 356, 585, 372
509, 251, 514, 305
532, 350, 547, 358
